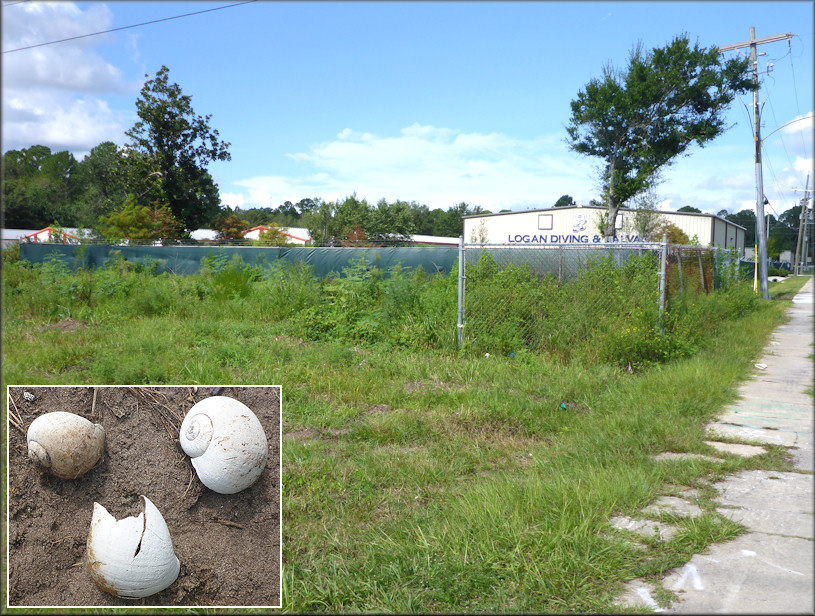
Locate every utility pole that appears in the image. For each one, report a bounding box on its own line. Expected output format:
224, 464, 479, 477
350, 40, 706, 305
809, 195, 814, 273
719, 29, 794, 299
793, 174, 809, 276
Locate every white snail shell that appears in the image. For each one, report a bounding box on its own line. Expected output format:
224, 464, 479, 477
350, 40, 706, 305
86, 495, 180, 599
26, 411, 105, 479
179, 396, 268, 494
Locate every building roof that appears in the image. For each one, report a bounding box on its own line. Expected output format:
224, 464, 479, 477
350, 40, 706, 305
242, 225, 312, 243
410, 234, 460, 245
462, 205, 746, 231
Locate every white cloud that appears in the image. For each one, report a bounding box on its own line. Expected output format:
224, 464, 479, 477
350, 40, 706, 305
1, 2, 137, 154
794, 156, 814, 174
220, 192, 249, 209
232, 122, 809, 215
237, 124, 597, 211
779, 112, 813, 147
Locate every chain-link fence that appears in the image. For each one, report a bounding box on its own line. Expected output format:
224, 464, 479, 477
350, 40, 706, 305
457, 240, 736, 361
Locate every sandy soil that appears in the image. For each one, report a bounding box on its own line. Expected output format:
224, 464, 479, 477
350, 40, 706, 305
7, 385, 281, 607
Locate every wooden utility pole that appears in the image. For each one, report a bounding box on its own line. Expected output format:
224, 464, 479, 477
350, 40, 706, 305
793, 174, 809, 276
808, 191, 814, 273
719, 29, 794, 299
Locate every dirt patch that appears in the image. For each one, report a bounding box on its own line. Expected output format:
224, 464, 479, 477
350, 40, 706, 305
7, 385, 281, 607
403, 380, 462, 395
283, 428, 322, 442
35, 318, 88, 332
365, 403, 394, 415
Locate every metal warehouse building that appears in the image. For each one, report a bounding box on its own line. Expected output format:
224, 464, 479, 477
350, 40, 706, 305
463, 205, 746, 253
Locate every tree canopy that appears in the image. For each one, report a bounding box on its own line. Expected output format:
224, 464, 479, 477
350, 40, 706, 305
566, 34, 754, 239
124, 65, 231, 232
2, 146, 79, 228
553, 195, 576, 208
724, 209, 757, 247
97, 194, 183, 243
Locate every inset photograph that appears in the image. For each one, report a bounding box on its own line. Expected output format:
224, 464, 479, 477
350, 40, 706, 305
6, 385, 281, 608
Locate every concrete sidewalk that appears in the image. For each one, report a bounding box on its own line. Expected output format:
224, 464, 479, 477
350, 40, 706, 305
618, 276, 814, 614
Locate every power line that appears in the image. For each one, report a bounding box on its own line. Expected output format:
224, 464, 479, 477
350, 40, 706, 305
2, 0, 257, 54
787, 36, 812, 162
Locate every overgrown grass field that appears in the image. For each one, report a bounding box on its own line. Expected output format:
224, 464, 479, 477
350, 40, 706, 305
2, 250, 809, 612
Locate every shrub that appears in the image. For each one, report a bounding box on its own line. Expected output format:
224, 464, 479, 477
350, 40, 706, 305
3, 242, 21, 263
200, 254, 261, 301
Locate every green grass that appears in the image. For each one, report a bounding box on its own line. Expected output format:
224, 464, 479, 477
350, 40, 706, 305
768, 274, 811, 299
2, 257, 808, 613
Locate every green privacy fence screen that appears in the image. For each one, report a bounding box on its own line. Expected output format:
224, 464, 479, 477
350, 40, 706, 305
18, 243, 460, 278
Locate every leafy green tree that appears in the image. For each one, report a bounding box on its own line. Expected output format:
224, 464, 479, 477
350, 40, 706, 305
766, 204, 802, 255
213, 212, 250, 242
340, 224, 378, 247
553, 194, 576, 207
273, 200, 299, 219
566, 34, 754, 239
369, 198, 416, 241
331, 193, 371, 239
725, 209, 757, 247
302, 198, 336, 245
436, 202, 487, 237
98, 194, 183, 243
124, 65, 231, 231
656, 221, 690, 244
295, 198, 320, 216
677, 205, 702, 213
2, 146, 80, 227
766, 235, 784, 260
410, 204, 444, 235
624, 187, 666, 241
255, 223, 290, 246
228, 206, 274, 227
72, 142, 130, 227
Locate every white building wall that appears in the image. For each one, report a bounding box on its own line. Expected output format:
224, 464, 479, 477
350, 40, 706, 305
659, 212, 712, 244
463, 206, 745, 252
464, 207, 617, 246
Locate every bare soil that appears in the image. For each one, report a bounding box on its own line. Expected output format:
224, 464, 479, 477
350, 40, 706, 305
7, 385, 281, 607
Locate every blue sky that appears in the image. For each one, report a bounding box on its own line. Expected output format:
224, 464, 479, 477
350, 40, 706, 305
2, 1, 813, 220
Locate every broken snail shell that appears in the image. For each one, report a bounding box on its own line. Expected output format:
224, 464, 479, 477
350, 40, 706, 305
26, 411, 105, 479
179, 396, 268, 494
86, 495, 180, 599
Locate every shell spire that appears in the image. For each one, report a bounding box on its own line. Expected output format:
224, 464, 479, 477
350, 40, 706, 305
179, 396, 268, 494
26, 411, 105, 479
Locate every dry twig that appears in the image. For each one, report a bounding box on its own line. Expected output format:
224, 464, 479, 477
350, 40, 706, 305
213, 519, 244, 529
130, 387, 183, 439
8, 393, 26, 434
50, 536, 83, 546
182, 467, 195, 500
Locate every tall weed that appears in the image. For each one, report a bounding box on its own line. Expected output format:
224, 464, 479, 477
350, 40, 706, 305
4, 249, 766, 368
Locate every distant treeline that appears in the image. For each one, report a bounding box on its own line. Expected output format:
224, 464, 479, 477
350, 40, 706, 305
3, 143, 806, 255
2, 144, 490, 242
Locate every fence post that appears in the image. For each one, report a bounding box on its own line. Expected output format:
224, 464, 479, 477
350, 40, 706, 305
457, 236, 465, 349
698, 249, 706, 293
712, 246, 719, 289
658, 234, 668, 335
677, 246, 684, 297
